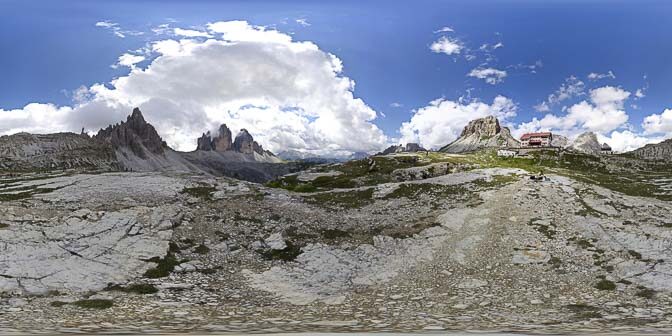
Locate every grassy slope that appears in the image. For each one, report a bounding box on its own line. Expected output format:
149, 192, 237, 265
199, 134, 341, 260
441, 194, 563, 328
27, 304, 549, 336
268, 149, 672, 201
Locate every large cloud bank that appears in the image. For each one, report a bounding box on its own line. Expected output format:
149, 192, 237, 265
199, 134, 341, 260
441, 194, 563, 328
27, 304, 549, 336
0, 21, 387, 155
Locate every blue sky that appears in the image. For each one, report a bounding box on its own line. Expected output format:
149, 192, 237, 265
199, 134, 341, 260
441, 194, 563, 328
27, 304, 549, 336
1, 0, 671, 154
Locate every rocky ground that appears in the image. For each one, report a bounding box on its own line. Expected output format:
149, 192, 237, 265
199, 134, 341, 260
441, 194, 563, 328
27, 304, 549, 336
1, 152, 672, 334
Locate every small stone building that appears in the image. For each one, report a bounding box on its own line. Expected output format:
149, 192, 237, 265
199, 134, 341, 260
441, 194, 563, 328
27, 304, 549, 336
497, 149, 517, 157
601, 143, 613, 155
521, 132, 552, 147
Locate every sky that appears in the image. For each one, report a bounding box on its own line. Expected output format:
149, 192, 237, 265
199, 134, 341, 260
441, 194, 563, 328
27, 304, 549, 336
1, 0, 672, 155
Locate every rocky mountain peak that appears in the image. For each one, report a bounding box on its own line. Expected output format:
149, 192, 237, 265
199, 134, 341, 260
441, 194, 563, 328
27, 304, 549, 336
213, 124, 233, 151
460, 115, 501, 137
196, 124, 233, 152
440, 116, 519, 153
233, 129, 262, 155
570, 132, 602, 155
94, 108, 166, 159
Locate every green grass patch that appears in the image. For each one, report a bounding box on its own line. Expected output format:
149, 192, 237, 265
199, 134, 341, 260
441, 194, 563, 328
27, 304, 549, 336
0, 187, 58, 202
50, 301, 69, 307
382, 183, 468, 201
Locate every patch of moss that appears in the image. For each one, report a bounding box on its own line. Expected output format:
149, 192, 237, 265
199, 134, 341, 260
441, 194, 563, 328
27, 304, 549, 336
578, 311, 603, 319
194, 243, 210, 254
180, 185, 216, 200
292, 183, 318, 193
628, 249, 643, 260
259, 241, 303, 261
565, 303, 598, 312
304, 188, 374, 209
50, 301, 69, 307
576, 238, 595, 249
72, 299, 114, 309
0, 187, 58, 202
198, 268, 220, 275
548, 256, 562, 268
233, 213, 263, 224
594, 279, 616, 291
0, 223, 8, 229
214, 230, 230, 241
321, 229, 352, 240
107, 283, 158, 295
383, 183, 468, 201
144, 253, 180, 278
470, 174, 519, 190
528, 218, 557, 240
635, 288, 656, 299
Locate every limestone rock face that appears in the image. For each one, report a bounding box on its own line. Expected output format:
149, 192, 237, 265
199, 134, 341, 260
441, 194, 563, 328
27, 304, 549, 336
460, 115, 501, 137
212, 124, 233, 151
570, 132, 602, 155
0, 173, 185, 296
196, 132, 215, 151
440, 116, 520, 153
629, 138, 672, 161
95, 108, 166, 159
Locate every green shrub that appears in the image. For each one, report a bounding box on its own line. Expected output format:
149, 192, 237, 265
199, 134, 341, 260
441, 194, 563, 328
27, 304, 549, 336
594, 279, 616, 291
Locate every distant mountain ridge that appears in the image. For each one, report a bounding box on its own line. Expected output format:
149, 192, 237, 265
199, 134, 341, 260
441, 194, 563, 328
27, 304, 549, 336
0, 132, 117, 171
627, 138, 672, 161
0, 108, 293, 182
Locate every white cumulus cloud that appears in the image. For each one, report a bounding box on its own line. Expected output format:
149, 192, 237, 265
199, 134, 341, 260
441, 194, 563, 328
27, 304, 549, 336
642, 108, 672, 136
173, 28, 212, 38
115, 53, 145, 69
587, 70, 616, 81
468, 67, 507, 85
524, 86, 630, 134
399, 96, 517, 150
430, 36, 463, 55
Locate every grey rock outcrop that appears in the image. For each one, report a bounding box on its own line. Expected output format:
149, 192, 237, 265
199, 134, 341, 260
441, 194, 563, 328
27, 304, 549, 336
569, 132, 602, 155
440, 116, 520, 153
0, 132, 117, 171
628, 138, 672, 161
